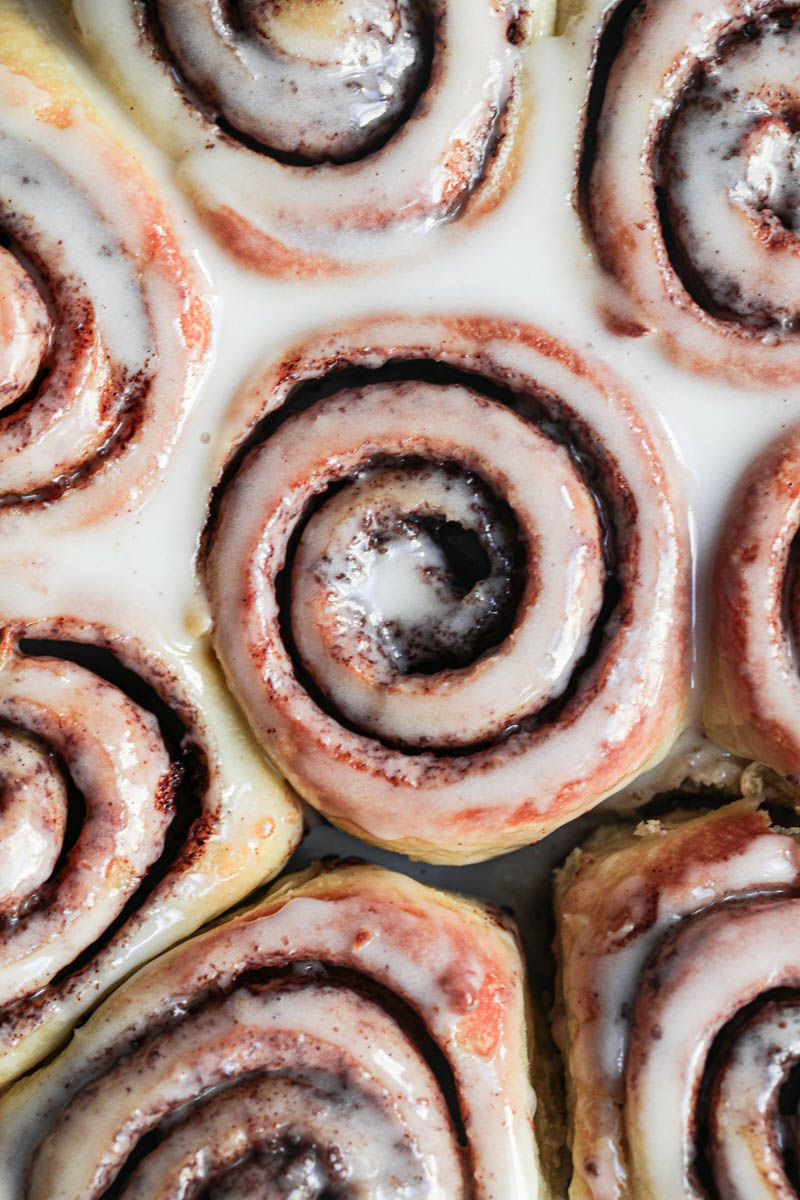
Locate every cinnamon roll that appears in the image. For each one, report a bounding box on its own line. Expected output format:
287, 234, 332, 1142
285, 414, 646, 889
203, 315, 690, 863
0, 619, 300, 1087
583, 0, 800, 383
0, 862, 553, 1199
706, 424, 800, 781
553, 798, 800, 1200
0, 7, 210, 528
71, 0, 545, 273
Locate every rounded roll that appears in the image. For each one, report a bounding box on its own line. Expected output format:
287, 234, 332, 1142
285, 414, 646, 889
0, 620, 299, 1087
554, 798, 800, 1200
584, 0, 800, 383
706, 424, 800, 780
0, 8, 210, 528
71, 0, 544, 273
0, 862, 551, 1199
204, 315, 690, 862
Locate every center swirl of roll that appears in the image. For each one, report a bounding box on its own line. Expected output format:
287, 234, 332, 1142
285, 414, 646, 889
157, 0, 432, 162
291, 456, 533, 746
257, 380, 605, 752
658, 8, 800, 329
0, 246, 51, 413
204, 317, 690, 859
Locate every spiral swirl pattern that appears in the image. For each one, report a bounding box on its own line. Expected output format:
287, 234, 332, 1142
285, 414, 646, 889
72, 0, 537, 272
585, 0, 800, 383
204, 316, 690, 862
0, 863, 546, 1199
0, 640, 175, 1011
706, 424, 800, 781
554, 799, 800, 1200
0, 621, 299, 1087
0, 10, 209, 526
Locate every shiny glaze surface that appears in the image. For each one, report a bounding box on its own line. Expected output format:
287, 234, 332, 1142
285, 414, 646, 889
585, 0, 800, 384
205, 316, 690, 861
0, 863, 543, 1198
0, 7, 211, 529
554, 801, 800, 1199
4, 0, 800, 1191
72, 0, 541, 273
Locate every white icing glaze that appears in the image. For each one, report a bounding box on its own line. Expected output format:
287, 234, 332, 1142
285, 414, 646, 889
0, 11, 301, 1088
588, 0, 800, 382
159, 0, 429, 163
291, 458, 523, 688
4, 0, 800, 1185
0, 39, 211, 525
709, 999, 800, 1200
234, 380, 604, 749
0, 247, 50, 406
0, 645, 172, 1007
664, 16, 800, 326
706, 424, 800, 777
31, 986, 463, 1200
0, 727, 65, 914
590, 830, 800, 1094
555, 802, 800, 1199
0, 863, 541, 1199
72, 0, 537, 269
4, 0, 789, 843
0, 614, 302, 1089
205, 319, 690, 861
124, 1069, 455, 1200
626, 898, 800, 1199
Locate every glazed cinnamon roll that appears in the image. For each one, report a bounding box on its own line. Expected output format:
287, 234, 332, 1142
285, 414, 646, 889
553, 798, 800, 1200
203, 315, 690, 863
0, 7, 209, 528
582, 0, 800, 383
706, 424, 800, 781
0, 619, 299, 1087
0, 862, 553, 1199
71, 0, 544, 273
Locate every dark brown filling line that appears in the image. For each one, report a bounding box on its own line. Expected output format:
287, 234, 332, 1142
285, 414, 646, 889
0, 639, 206, 1012
0, 724, 84, 931
628, 892, 800, 1199
577, 0, 645, 222
0, 232, 151, 509
285, 452, 527, 679
203, 359, 625, 759
656, 9, 800, 331
97, 965, 469, 1200
142, 0, 436, 167
582, 0, 800, 330
694, 987, 800, 1198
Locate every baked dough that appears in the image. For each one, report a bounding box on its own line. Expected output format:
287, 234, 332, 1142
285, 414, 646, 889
0, 862, 554, 1199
